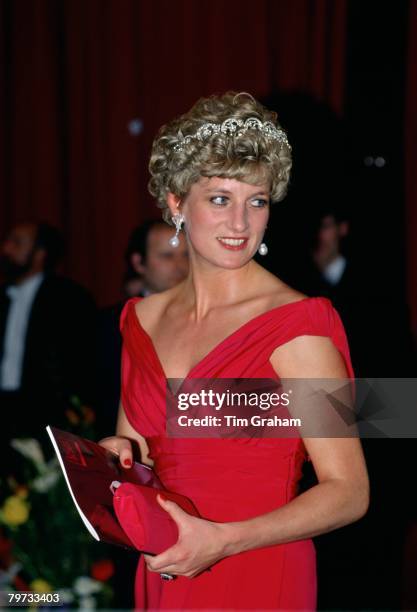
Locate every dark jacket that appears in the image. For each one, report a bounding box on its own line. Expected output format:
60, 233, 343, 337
0, 274, 97, 433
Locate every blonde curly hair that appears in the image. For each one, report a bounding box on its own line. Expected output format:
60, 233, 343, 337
148, 92, 292, 223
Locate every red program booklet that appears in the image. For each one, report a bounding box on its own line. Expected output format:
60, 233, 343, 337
46, 426, 199, 554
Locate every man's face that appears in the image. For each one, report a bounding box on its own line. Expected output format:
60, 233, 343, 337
316, 215, 348, 256
0, 224, 38, 282
142, 225, 188, 293
317, 215, 340, 252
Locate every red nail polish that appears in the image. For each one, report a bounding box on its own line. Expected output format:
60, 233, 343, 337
123, 458, 132, 467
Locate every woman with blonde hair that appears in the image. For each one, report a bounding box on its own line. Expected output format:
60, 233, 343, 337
100, 92, 369, 610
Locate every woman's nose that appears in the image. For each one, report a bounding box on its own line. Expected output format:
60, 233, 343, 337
228, 203, 249, 233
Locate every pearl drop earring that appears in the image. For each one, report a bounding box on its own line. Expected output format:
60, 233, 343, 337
169, 214, 184, 248
258, 242, 268, 256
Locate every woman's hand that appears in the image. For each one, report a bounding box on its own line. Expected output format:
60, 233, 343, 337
99, 436, 133, 469
144, 495, 229, 578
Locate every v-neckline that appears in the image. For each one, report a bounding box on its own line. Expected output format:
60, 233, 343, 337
129, 296, 314, 383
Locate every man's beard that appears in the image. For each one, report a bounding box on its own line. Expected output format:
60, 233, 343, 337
0, 255, 34, 283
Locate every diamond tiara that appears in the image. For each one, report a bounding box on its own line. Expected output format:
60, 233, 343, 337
172, 116, 291, 153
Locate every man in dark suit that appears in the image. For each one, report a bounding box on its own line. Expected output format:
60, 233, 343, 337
0, 222, 96, 448
301, 207, 416, 377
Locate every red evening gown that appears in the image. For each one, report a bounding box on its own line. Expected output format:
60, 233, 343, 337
120, 296, 354, 610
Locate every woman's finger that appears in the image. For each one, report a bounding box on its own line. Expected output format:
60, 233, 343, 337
99, 436, 133, 468
156, 494, 186, 522
143, 544, 181, 572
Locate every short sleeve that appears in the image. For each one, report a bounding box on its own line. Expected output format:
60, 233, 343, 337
306, 297, 355, 378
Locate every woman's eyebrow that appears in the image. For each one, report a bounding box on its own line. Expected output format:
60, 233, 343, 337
203, 188, 232, 194
203, 189, 269, 196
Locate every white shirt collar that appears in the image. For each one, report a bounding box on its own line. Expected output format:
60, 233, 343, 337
6, 272, 44, 300
322, 255, 347, 286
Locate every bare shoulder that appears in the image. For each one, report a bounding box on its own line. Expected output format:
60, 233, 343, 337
273, 286, 308, 308
254, 265, 308, 310
134, 284, 183, 329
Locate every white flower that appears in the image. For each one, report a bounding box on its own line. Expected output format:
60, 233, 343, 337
78, 596, 97, 609
0, 562, 22, 586
32, 469, 60, 493
10, 439, 46, 471
73, 576, 102, 597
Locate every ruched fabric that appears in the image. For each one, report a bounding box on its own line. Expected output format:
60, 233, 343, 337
120, 297, 353, 610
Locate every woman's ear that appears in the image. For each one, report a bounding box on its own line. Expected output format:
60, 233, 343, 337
166, 193, 182, 218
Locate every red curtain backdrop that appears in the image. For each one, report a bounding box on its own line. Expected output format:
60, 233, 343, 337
0, 0, 347, 306
405, 0, 417, 330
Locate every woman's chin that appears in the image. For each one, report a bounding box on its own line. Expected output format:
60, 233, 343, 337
203, 255, 254, 270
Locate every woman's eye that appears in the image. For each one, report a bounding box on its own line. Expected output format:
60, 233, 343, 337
251, 198, 269, 208
210, 196, 228, 206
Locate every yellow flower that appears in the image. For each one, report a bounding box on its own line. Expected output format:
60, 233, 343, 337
30, 579, 52, 593
0, 495, 30, 526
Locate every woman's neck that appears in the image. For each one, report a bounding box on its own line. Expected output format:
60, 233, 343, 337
177, 259, 263, 321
